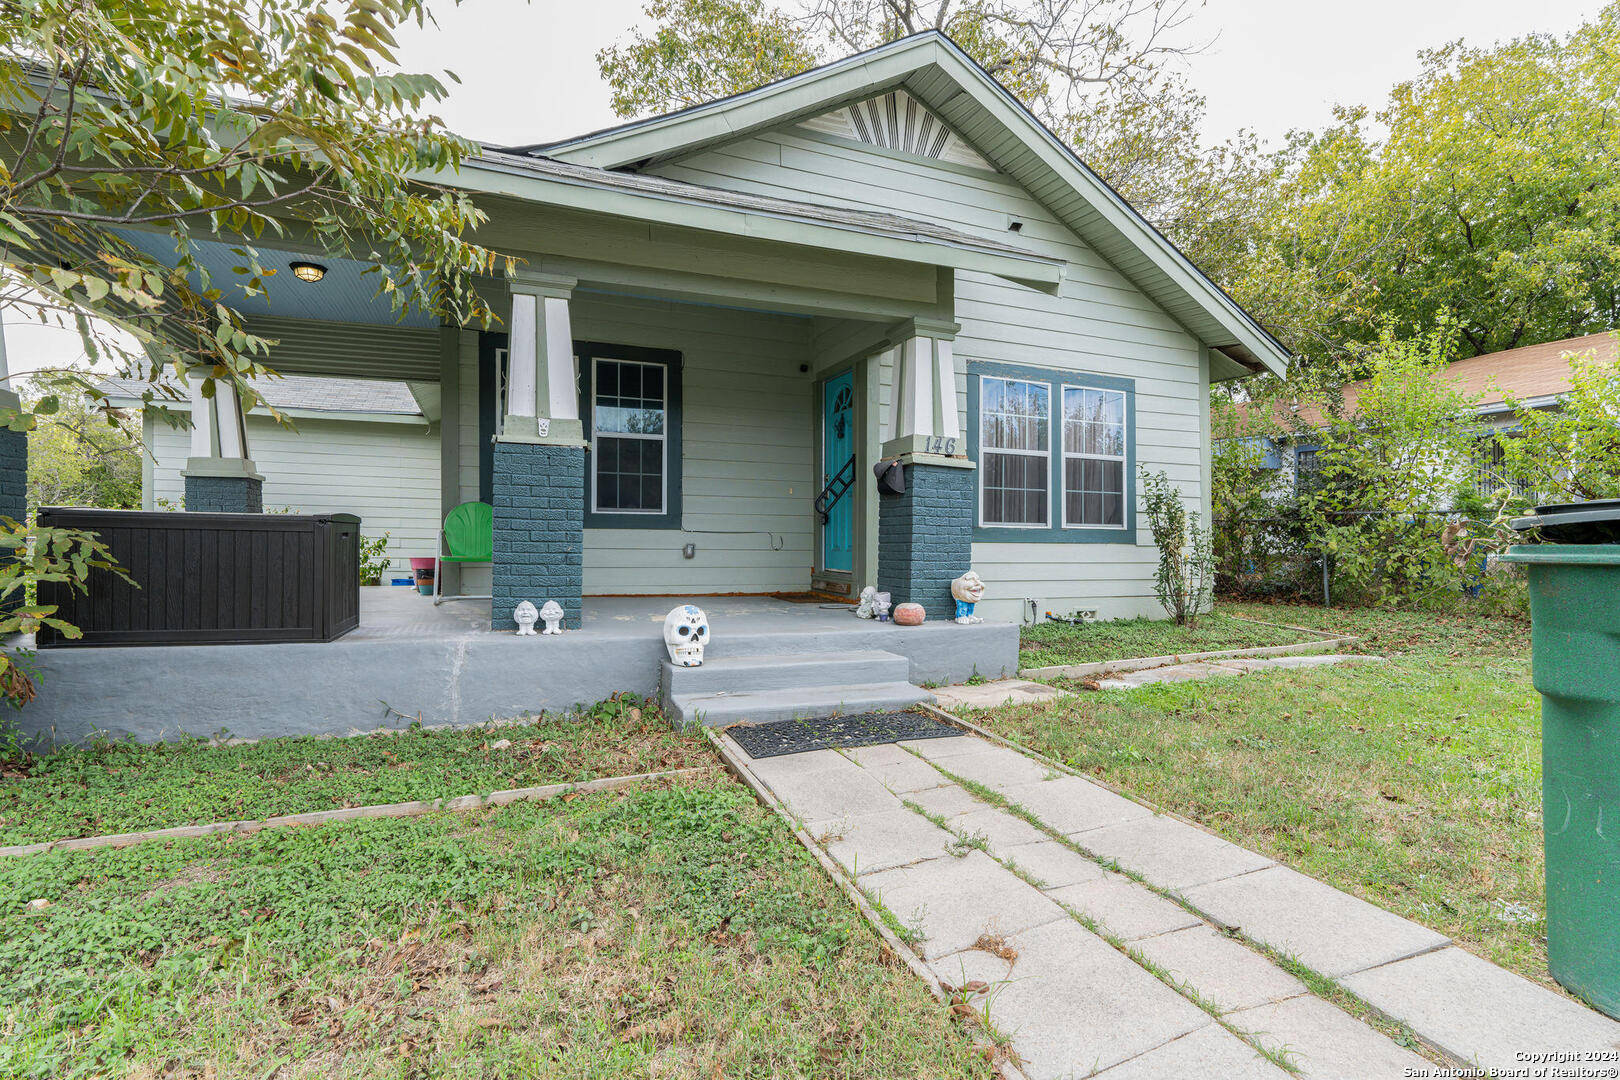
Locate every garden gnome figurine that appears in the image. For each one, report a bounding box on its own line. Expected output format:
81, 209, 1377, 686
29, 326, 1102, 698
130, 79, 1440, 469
854, 585, 878, 619
952, 571, 985, 624
513, 600, 539, 636
540, 600, 565, 635
874, 592, 892, 621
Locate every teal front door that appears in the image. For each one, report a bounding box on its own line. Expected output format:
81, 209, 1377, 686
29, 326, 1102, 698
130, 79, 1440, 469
821, 371, 856, 573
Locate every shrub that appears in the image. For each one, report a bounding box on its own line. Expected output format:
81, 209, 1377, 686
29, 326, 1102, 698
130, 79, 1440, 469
1139, 468, 1213, 625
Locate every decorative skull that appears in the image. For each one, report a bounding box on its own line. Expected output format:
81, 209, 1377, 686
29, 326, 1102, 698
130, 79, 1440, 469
540, 600, 565, 635
662, 604, 710, 667
513, 600, 539, 636
854, 585, 878, 619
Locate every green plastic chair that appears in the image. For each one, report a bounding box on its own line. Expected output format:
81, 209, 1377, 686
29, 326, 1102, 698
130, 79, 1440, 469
433, 501, 494, 606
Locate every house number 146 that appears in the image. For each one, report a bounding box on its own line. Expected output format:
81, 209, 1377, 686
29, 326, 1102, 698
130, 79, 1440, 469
924, 436, 958, 455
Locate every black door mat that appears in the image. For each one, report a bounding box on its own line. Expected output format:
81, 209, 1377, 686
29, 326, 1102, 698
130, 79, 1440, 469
727, 710, 959, 759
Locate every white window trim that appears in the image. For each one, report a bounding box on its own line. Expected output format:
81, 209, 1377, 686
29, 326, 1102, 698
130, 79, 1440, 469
1059, 384, 1129, 531
978, 375, 1053, 529
590, 356, 668, 516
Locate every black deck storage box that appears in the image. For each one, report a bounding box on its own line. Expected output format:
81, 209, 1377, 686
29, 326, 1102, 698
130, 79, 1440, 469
35, 508, 362, 647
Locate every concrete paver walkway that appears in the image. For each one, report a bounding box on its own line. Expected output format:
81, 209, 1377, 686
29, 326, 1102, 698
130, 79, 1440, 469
719, 727, 1620, 1080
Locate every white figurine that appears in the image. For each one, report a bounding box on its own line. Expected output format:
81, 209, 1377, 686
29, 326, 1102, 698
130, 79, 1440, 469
952, 571, 986, 624
854, 585, 878, 619
874, 591, 892, 621
663, 604, 709, 667
513, 600, 539, 636
540, 599, 565, 635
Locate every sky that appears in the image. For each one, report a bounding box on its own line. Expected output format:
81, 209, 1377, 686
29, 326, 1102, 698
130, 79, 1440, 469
5, 0, 1605, 375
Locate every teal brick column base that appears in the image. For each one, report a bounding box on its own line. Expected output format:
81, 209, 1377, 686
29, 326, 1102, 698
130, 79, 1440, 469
184, 473, 263, 513
491, 440, 583, 631
877, 462, 974, 620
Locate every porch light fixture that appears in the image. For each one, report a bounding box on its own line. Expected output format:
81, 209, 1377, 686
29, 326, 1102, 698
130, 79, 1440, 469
289, 261, 327, 283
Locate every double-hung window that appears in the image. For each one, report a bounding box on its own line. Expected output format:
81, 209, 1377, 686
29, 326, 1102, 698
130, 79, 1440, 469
592, 357, 666, 514
1061, 387, 1126, 527
979, 377, 1051, 527
581, 343, 683, 528
971, 362, 1134, 541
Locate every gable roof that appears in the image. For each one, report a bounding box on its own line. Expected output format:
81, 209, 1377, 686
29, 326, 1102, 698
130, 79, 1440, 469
519, 31, 1290, 379
100, 376, 423, 418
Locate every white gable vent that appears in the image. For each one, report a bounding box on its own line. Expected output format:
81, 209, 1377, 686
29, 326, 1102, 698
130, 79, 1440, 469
800, 90, 995, 171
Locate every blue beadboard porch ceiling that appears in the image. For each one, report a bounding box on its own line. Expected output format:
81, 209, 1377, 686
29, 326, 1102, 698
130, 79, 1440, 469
115, 230, 440, 329
518, 31, 1291, 379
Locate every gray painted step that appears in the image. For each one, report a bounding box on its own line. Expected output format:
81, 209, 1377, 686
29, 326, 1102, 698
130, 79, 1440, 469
661, 650, 912, 697
668, 681, 935, 728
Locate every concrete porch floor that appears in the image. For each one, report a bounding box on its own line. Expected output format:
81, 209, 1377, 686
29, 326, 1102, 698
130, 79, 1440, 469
19, 588, 1019, 748
350, 587, 938, 643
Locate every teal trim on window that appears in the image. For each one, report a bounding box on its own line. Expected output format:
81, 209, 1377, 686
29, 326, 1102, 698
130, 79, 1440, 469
967, 359, 1136, 544
580, 341, 683, 530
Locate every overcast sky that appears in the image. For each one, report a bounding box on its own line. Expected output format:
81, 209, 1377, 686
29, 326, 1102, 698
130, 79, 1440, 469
6, 0, 1603, 374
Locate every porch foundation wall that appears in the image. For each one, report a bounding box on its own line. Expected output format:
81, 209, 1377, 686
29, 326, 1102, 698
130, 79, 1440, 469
184, 474, 264, 514
877, 462, 974, 619
491, 441, 583, 631
13, 612, 1016, 748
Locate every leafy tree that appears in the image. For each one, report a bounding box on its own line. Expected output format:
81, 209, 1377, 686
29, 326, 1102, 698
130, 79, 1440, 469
597, 0, 820, 116
1, 0, 504, 429
25, 381, 141, 510
1236, 6, 1620, 366
1299, 324, 1482, 603
1497, 350, 1620, 504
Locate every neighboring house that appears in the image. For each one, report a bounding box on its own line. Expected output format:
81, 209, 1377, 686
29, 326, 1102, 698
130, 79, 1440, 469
1227, 330, 1617, 504
100, 376, 439, 574
77, 31, 1292, 627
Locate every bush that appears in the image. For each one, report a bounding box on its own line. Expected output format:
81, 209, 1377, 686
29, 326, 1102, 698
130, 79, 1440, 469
1139, 468, 1213, 625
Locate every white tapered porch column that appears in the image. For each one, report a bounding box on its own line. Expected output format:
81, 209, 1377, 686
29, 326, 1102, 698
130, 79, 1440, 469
883, 317, 966, 462
181, 374, 263, 512
491, 271, 584, 631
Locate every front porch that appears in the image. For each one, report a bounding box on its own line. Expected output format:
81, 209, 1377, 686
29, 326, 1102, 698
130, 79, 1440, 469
22, 587, 1017, 747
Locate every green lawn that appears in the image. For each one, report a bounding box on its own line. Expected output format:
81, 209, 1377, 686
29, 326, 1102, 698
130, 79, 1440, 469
1018, 611, 1320, 670
0, 775, 995, 1079
0, 697, 710, 845
981, 602, 1551, 988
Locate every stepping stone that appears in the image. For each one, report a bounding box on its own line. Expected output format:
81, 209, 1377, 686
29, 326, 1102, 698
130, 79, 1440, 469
860, 851, 1066, 960
1091, 1023, 1291, 1079
898, 734, 983, 759
753, 753, 903, 825
1226, 995, 1434, 1080
922, 743, 1055, 789
1001, 839, 1108, 890
1340, 946, 1620, 1072
1178, 865, 1448, 978
809, 808, 956, 877
904, 784, 986, 820
1097, 662, 1245, 689
1130, 926, 1307, 1013
999, 775, 1153, 835
936, 918, 1214, 1080
841, 743, 950, 794
1073, 815, 1273, 891
1047, 872, 1202, 942
950, 807, 1049, 851
933, 679, 1060, 710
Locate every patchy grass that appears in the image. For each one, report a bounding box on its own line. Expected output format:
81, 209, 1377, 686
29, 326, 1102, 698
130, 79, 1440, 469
0, 775, 995, 1079
978, 602, 1552, 988
1019, 611, 1319, 670
0, 697, 710, 845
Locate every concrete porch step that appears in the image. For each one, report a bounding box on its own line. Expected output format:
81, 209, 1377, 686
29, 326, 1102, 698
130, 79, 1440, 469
661, 650, 912, 696
667, 680, 935, 728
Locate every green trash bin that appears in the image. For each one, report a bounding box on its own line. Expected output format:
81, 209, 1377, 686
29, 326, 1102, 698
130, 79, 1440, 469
1500, 534, 1620, 1018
